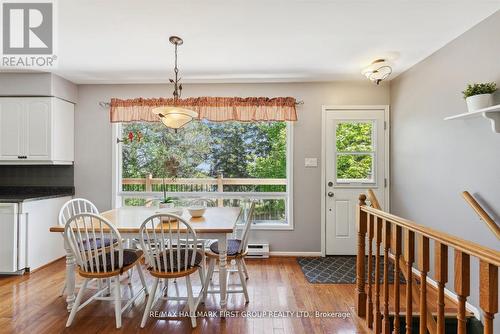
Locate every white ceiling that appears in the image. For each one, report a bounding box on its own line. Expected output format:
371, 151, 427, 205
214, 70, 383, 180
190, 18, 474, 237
51, 0, 500, 84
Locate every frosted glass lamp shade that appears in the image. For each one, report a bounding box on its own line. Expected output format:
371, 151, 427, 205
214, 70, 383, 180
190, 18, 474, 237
151, 106, 198, 129
361, 59, 392, 84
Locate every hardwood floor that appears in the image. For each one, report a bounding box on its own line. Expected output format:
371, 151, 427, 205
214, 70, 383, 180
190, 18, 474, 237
0, 257, 461, 333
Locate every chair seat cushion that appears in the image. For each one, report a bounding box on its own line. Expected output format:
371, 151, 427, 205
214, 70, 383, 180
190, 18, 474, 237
148, 249, 203, 272
83, 249, 142, 273
79, 237, 117, 251
209, 239, 242, 256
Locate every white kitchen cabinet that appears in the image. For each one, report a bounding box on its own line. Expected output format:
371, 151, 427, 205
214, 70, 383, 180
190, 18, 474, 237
0, 97, 74, 164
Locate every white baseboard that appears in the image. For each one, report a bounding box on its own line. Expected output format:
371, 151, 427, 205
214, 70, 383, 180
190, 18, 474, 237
269, 251, 322, 257
409, 266, 481, 320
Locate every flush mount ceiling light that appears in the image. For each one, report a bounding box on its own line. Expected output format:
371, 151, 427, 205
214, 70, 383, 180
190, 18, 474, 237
361, 59, 392, 85
152, 36, 198, 129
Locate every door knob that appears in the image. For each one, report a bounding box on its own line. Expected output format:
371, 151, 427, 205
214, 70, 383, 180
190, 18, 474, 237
327, 192, 334, 197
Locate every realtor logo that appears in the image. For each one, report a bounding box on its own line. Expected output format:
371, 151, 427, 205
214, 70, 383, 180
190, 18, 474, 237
3, 2, 53, 54
1, 1, 56, 67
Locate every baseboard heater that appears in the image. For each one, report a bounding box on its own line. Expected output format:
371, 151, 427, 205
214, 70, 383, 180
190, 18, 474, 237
245, 243, 269, 258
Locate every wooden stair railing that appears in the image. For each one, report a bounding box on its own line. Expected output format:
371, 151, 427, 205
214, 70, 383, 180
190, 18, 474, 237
358, 192, 500, 334
462, 191, 500, 240
367, 190, 437, 334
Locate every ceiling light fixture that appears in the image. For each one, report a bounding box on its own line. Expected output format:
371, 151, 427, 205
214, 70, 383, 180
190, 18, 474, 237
152, 36, 198, 130
362, 59, 392, 85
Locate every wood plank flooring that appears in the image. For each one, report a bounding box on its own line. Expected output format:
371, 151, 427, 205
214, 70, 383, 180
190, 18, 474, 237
0, 257, 461, 333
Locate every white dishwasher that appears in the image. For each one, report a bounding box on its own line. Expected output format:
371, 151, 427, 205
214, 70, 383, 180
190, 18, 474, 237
0, 203, 27, 274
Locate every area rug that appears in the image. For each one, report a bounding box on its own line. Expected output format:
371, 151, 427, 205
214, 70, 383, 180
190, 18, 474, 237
297, 255, 406, 284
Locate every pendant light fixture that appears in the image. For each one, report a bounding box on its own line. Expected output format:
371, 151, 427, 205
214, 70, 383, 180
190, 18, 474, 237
361, 59, 392, 85
152, 36, 198, 129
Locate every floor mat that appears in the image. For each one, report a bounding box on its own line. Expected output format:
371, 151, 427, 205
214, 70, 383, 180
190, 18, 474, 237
297, 255, 407, 284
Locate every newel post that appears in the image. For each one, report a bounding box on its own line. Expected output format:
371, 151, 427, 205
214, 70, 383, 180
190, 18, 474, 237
356, 194, 368, 317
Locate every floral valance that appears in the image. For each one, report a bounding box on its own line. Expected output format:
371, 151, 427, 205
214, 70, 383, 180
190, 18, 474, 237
109, 97, 298, 123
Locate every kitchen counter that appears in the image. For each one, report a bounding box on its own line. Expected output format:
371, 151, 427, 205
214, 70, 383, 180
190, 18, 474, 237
0, 186, 74, 203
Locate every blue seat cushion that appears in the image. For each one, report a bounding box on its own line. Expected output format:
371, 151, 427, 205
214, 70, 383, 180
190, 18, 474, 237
79, 237, 117, 251
84, 249, 142, 273
209, 239, 242, 256
148, 249, 203, 272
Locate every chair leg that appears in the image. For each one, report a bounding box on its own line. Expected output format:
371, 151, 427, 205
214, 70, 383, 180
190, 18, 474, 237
186, 275, 197, 328
242, 258, 249, 280
203, 258, 216, 301
136, 263, 149, 295
66, 278, 89, 327
114, 276, 122, 328
237, 259, 249, 303
141, 277, 159, 328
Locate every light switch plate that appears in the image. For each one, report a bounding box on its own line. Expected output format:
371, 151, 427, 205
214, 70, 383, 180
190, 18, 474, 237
304, 158, 318, 167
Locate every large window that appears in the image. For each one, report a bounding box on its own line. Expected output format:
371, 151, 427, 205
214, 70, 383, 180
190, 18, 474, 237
114, 120, 293, 228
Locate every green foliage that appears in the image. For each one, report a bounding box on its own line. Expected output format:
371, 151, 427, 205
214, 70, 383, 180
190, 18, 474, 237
462, 82, 497, 99
336, 122, 373, 180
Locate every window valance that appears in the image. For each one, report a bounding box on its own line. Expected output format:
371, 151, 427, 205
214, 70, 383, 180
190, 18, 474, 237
109, 97, 298, 123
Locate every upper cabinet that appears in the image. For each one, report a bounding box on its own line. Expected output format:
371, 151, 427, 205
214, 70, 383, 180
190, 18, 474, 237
0, 97, 74, 164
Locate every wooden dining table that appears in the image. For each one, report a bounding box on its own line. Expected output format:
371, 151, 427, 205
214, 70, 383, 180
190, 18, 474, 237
49, 206, 242, 313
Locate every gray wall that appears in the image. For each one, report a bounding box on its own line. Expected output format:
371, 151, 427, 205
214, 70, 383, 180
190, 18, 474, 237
0, 72, 78, 103
75, 82, 389, 252
390, 11, 500, 321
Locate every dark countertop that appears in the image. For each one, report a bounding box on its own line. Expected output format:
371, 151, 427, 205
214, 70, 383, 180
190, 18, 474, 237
0, 186, 74, 203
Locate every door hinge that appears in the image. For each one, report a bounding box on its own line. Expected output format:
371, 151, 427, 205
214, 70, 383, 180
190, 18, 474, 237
384, 121, 387, 130
384, 178, 387, 188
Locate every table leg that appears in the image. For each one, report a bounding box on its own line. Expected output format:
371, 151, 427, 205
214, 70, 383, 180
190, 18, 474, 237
217, 235, 228, 313
64, 237, 76, 312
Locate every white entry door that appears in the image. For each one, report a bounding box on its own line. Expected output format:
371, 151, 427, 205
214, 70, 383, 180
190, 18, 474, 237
323, 106, 389, 255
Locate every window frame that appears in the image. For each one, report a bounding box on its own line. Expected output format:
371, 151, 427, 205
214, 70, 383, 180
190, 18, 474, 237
111, 121, 294, 230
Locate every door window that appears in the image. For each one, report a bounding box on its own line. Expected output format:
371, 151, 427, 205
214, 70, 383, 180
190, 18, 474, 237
335, 121, 375, 184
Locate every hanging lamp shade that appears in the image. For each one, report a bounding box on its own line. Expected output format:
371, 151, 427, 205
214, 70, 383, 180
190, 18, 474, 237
151, 106, 198, 129
153, 35, 198, 129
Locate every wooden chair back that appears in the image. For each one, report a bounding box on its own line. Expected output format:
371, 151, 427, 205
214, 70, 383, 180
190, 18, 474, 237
139, 214, 199, 274
64, 213, 124, 274
59, 198, 99, 226
239, 201, 256, 253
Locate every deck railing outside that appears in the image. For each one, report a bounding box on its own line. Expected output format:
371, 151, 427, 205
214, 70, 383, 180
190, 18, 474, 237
120, 174, 288, 224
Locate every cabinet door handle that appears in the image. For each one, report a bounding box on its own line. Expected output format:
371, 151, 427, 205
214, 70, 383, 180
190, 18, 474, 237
17, 156, 27, 159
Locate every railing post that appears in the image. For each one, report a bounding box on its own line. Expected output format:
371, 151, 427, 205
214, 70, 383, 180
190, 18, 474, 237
435, 242, 448, 334
217, 172, 224, 207
145, 173, 153, 192
455, 250, 470, 334
418, 235, 429, 334
356, 194, 368, 317
479, 261, 498, 334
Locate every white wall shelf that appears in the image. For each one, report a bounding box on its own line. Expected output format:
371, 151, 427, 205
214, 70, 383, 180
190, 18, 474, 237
444, 104, 500, 133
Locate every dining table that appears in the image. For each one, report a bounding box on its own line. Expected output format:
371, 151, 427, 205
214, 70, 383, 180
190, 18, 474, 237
49, 206, 242, 313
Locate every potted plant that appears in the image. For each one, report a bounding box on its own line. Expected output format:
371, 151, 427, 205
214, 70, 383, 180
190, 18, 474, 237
462, 82, 497, 112
159, 157, 180, 208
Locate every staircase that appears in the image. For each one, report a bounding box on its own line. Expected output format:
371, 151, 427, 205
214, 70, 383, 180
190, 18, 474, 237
355, 189, 499, 334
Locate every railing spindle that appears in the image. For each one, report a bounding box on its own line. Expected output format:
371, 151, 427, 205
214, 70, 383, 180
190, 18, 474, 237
367, 213, 375, 328
356, 194, 368, 317
404, 230, 415, 334
392, 225, 402, 334
434, 242, 448, 334
382, 219, 391, 334
374, 217, 383, 334
455, 250, 470, 334
479, 261, 498, 334
417, 235, 429, 334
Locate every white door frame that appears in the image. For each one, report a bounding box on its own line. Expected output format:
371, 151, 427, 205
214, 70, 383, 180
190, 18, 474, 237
320, 105, 390, 256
